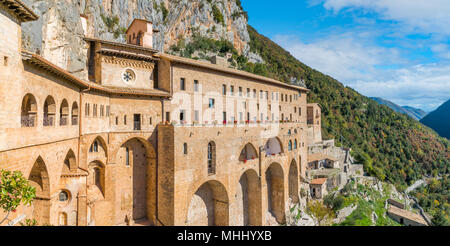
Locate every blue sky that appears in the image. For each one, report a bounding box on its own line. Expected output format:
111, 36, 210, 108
241, 0, 450, 112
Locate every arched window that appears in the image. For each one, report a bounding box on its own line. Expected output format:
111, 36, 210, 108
60, 99, 69, 126
21, 94, 37, 127
43, 96, 56, 126
207, 142, 216, 175
294, 139, 298, 149
265, 138, 283, 156
59, 212, 68, 226
90, 140, 99, 153
288, 140, 293, 151
239, 143, 258, 162
71, 102, 78, 125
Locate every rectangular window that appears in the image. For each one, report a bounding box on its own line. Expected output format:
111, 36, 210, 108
93, 104, 97, 117
299, 107, 302, 116
222, 84, 227, 95
290, 95, 292, 102
126, 147, 130, 166
266, 91, 268, 100
134, 114, 141, 130
166, 112, 171, 122
100, 105, 104, 117
281, 94, 284, 102
194, 110, 199, 122
180, 78, 186, 91
180, 110, 186, 122
85, 103, 90, 116
239, 112, 243, 121
239, 87, 243, 96
106, 106, 110, 117
209, 98, 215, 108
124, 115, 127, 125
247, 88, 250, 98
149, 117, 152, 125
194, 80, 199, 92
230, 86, 234, 96
253, 89, 256, 98
223, 112, 227, 123
116, 116, 119, 125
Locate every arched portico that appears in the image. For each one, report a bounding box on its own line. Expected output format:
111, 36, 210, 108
288, 160, 299, 204
187, 180, 229, 226
234, 169, 262, 225
265, 162, 285, 224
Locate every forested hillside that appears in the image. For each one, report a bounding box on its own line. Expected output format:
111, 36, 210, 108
246, 26, 449, 189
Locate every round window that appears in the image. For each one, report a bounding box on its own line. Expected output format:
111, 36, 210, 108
122, 69, 136, 83
59, 190, 69, 202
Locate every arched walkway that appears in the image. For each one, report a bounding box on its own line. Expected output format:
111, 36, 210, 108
265, 163, 285, 224
234, 169, 262, 225
288, 160, 299, 204
264, 138, 283, 156
115, 137, 156, 223
28, 157, 50, 225
187, 180, 229, 226
21, 93, 37, 127
239, 143, 258, 162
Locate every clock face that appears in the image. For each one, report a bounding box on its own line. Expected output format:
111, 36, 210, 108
122, 69, 135, 83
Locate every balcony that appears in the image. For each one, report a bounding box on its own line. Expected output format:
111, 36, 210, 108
43, 116, 54, 126
21, 115, 36, 127
72, 117, 78, 126
60, 117, 68, 126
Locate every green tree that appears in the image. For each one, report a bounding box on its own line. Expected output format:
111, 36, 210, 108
0, 170, 36, 225
306, 200, 335, 226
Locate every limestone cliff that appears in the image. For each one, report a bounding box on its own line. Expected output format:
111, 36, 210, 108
20, 0, 260, 79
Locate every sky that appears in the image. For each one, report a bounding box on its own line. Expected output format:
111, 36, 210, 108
241, 0, 450, 112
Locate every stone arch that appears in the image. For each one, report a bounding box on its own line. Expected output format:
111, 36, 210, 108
21, 93, 37, 127
87, 161, 105, 197
71, 102, 78, 125
289, 160, 299, 204
239, 143, 258, 162
28, 156, 51, 225
59, 99, 69, 126
62, 149, 77, 173
187, 180, 229, 226
115, 137, 156, 222
265, 162, 285, 224
89, 136, 108, 156
264, 137, 283, 156
234, 169, 262, 225
43, 96, 56, 126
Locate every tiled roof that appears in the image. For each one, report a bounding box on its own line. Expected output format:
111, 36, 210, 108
22, 51, 170, 98
158, 53, 309, 92
308, 153, 338, 162
310, 178, 327, 185
0, 0, 38, 22
388, 206, 428, 225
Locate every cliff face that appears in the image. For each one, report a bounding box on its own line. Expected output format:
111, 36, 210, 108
20, 0, 257, 78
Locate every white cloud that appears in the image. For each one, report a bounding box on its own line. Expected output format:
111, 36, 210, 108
273, 34, 450, 112
320, 0, 450, 35
352, 64, 450, 111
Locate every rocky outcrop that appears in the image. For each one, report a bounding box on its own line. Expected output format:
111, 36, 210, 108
20, 0, 260, 79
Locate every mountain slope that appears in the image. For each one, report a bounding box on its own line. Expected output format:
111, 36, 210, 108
420, 100, 450, 139
370, 97, 427, 121
402, 106, 428, 121
246, 26, 449, 188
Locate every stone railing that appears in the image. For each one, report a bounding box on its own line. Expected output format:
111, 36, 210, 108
21, 115, 36, 127
43, 116, 54, 126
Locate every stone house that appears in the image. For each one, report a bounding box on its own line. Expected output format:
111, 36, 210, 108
307, 153, 339, 170
387, 206, 428, 226
309, 178, 328, 199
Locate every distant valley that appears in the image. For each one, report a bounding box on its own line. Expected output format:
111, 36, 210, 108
370, 97, 428, 121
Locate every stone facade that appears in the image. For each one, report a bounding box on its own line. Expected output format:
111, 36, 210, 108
0, 1, 322, 226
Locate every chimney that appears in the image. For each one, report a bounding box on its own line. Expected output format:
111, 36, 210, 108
211, 55, 228, 67
126, 19, 159, 49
